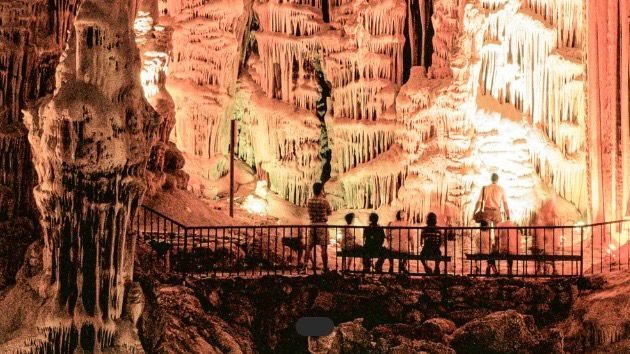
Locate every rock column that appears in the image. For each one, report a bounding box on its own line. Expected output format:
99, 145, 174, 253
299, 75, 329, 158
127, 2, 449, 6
24, 0, 157, 350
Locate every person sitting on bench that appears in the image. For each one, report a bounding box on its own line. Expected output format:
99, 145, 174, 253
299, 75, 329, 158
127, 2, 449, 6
420, 212, 443, 274
532, 197, 559, 275
363, 213, 389, 273
497, 219, 520, 276
340, 213, 360, 272
387, 210, 416, 273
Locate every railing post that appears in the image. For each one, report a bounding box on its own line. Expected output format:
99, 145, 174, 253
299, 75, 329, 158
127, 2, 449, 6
443, 227, 448, 276
580, 226, 592, 276
183, 227, 188, 279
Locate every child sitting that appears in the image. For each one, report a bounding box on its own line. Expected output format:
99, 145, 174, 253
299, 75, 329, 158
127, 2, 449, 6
340, 213, 360, 271
420, 212, 443, 274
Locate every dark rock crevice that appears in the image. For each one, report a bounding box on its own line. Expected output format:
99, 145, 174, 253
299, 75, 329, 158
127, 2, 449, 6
314, 61, 332, 184
403, 0, 434, 83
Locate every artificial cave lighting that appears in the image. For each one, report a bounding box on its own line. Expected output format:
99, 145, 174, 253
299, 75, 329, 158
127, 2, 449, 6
243, 195, 268, 215
243, 180, 270, 215
0, 0, 629, 352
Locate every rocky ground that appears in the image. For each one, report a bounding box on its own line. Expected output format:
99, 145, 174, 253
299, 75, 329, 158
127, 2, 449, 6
134, 240, 630, 353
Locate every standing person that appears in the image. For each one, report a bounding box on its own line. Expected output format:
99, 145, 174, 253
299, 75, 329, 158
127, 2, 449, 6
532, 197, 559, 275
306, 182, 332, 272
340, 213, 360, 272
387, 210, 416, 273
363, 213, 388, 273
420, 212, 443, 274
496, 220, 520, 276
474, 173, 510, 275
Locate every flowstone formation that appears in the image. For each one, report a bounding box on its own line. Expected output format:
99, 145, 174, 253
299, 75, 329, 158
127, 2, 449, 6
0, 0, 157, 351
586, 0, 630, 223
158, 0, 627, 225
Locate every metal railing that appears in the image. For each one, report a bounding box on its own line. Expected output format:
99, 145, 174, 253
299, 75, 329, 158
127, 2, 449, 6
133, 205, 630, 278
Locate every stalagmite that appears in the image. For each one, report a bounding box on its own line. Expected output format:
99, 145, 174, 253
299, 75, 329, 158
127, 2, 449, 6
15, 0, 158, 350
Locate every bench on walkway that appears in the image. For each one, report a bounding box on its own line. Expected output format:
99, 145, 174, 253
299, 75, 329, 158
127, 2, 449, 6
465, 253, 582, 262
337, 249, 451, 263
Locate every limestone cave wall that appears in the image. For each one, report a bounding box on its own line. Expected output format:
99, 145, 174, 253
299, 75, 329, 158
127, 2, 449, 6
155, 0, 628, 225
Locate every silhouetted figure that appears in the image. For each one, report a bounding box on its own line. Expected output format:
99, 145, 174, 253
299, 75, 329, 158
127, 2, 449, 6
497, 220, 520, 276
474, 173, 510, 275
340, 213, 360, 272
282, 226, 306, 271
363, 213, 388, 273
532, 197, 560, 275
306, 182, 332, 272
149, 239, 172, 271
387, 210, 416, 273
420, 212, 443, 274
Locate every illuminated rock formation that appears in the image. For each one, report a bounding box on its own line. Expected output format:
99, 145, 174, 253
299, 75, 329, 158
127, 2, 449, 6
392, 0, 591, 224
164, 0, 253, 182
159, 0, 626, 224
3, 0, 616, 226
7, 0, 158, 350
135, 0, 189, 195
234, 76, 322, 205
586, 0, 630, 223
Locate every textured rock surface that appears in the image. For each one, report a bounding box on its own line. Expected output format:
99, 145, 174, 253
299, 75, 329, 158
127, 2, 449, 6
150, 0, 628, 227
131, 266, 616, 353
450, 310, 541, 354
0, 218, 35, 290
175, 274, 576, 352
560, 271, 630, 353
419, 317, 456, 343
586, 0, 630, 223
140, 285, 255, 354
308, 318, 371, 354
0, 0, 158, 351
0, 0, 81, 217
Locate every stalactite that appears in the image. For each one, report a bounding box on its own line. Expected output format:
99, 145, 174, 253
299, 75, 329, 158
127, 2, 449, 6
524, 0, 584, 48
329, 119, 397, 174
165, 0, 253, 167
404, 0, 434, 82
234, 76, 321, 206
339, 145, 407, 210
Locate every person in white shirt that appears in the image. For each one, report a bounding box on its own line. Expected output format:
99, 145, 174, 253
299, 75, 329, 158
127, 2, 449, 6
475, 173, 510, 224
474, 173, 510, 275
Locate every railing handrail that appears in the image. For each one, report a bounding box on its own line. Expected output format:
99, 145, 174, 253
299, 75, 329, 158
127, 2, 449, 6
141, 204, 188, 228
140, 205, 628, 231
136, 204, 630, 278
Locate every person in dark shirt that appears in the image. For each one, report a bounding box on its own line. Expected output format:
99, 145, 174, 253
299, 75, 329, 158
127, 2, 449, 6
420, 212, 443, 274
362, 213, 388, 273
